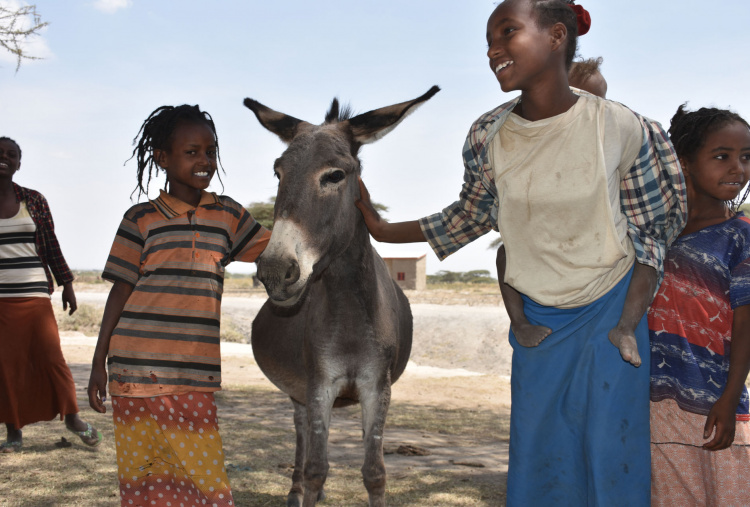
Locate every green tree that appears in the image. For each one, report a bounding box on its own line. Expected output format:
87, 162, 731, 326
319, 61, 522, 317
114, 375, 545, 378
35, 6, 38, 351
247, 197, 389, 231
1, 4, 47, 71
246, 197, 276, 230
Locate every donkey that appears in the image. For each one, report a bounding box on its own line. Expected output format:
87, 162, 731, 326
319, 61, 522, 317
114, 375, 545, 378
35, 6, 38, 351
245, 86, 438, 507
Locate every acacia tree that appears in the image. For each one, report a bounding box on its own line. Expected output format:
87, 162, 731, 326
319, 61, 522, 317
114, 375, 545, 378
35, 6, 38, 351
1, 4, 47, 71
247, 197, 389, 231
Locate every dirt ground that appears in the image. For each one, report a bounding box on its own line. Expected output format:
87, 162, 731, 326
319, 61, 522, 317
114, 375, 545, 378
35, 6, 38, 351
0, 288, 514, 506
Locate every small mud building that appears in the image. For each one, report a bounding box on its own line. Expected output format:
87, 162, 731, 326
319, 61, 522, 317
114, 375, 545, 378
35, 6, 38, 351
382, 254, 427, 291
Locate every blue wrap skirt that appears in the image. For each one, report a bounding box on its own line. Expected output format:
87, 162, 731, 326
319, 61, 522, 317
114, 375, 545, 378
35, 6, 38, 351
506, 266, 650, 506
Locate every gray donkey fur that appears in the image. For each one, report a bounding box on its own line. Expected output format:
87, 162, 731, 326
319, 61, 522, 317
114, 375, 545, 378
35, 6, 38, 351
244, 86, 438, 507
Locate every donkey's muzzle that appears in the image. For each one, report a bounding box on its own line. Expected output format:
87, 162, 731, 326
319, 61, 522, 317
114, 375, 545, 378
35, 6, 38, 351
257, 256, 303, 304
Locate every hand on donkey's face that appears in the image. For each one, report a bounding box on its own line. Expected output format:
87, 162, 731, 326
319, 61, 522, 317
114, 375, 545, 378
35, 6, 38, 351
355, 177, 385, 237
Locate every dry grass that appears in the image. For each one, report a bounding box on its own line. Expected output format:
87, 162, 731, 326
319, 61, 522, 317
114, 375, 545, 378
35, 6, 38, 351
1, 380, 507, 507
54, 302, 249, 344
218, 387, 507, 507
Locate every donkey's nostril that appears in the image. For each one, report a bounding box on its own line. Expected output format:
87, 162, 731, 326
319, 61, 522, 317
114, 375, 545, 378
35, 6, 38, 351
285, 260, 300, 285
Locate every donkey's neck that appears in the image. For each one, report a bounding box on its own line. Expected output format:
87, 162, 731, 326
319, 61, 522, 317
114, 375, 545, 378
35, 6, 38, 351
324, 220, 377, 288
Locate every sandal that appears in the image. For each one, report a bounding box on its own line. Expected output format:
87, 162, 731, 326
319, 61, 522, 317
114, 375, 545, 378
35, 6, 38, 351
0, 440, 22, 453
66, 422, 102, 447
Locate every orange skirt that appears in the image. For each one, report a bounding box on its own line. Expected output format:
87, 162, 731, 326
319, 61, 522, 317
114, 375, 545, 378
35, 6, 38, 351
0, 297, 79, 428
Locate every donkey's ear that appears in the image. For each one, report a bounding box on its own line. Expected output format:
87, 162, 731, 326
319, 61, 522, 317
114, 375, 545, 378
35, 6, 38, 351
346, 86, 440, 145
243, 98, 307, 144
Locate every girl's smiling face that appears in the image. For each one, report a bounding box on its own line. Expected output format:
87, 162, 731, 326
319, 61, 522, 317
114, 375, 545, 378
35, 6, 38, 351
157, 121, 217, 204
683, 121, 750, 204
486, 0, 564, 93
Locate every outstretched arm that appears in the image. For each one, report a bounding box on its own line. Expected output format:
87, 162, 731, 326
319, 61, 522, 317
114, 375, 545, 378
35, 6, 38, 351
88, 280, 133, 413
703, 304, 750, 450
355, 178, 426, 244
608, 262, 657, 367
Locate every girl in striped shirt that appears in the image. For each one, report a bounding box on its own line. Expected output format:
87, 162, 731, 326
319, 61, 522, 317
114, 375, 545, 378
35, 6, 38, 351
87, 105, 270, 507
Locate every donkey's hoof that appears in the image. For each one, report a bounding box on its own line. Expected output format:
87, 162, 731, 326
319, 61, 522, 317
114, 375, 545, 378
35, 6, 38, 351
286, 493, 303, 507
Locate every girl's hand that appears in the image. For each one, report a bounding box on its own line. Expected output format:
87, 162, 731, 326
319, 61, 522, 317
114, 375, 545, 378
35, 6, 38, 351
88, 363, 108, 413
354, 177, 426, 244
355, 177, 386, 240
62, 282, 77, 315
703, 396, 736, 450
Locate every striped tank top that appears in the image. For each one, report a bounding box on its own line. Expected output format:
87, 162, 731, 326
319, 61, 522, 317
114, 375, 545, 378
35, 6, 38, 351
0, 201, 49, 298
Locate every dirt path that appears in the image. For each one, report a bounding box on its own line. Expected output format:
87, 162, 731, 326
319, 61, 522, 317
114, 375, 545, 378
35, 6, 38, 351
54, 291, 513, 505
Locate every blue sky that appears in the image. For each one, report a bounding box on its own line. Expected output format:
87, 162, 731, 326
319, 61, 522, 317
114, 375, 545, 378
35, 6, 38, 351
2, 0, 750, 276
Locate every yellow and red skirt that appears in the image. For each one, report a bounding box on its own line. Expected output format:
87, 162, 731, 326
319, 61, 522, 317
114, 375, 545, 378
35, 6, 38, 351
112, 393, 234, 507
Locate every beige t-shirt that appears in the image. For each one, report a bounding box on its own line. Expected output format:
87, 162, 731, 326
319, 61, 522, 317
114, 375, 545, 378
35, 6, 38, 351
490, 94, 643, 308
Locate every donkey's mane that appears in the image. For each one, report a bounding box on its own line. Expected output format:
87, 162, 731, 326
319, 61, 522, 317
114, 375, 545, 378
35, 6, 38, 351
325, 98, 354, 124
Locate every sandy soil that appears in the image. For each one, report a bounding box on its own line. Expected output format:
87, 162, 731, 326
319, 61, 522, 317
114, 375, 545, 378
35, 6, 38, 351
58, 290, 514, 494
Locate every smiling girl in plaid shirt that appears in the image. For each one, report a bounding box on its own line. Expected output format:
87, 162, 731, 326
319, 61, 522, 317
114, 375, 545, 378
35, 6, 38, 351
356, 1, 686, 505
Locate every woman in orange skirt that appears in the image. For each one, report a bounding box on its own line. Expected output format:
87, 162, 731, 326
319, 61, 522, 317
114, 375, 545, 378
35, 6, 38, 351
0, 136, 101, 452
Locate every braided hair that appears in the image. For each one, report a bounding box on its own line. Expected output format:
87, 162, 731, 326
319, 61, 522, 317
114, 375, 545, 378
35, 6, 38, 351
129, 104, 222, 199
669, 103, 750, 210
529, 0, 579, 68
0, 137, 21, 159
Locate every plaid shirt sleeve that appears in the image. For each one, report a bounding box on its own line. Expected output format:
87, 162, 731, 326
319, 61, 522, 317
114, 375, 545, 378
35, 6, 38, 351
620, 113, 687, 286
418, 103, 515, 260
14, 184, 75, 293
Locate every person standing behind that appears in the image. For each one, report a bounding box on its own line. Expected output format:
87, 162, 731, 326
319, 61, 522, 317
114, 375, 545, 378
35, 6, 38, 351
649, 105, 750, 506
87, 105, 270, 506
0, 136, 101, 453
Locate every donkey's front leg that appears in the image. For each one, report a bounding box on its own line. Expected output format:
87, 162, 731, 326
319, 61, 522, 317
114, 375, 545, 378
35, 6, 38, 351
302, 383, 335, 507
287, 399, 307, 507
360, 376, 392, 507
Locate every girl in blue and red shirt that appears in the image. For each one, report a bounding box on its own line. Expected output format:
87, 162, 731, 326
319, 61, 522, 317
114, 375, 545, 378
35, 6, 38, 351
649, 105, 750, 505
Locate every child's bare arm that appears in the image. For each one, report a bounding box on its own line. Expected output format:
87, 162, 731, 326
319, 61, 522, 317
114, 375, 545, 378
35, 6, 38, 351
608, 262, 657, 367
88, 280, 134, 413
703, 304, 750, 450
496, 245, 551, 347
355, 178, 426, 244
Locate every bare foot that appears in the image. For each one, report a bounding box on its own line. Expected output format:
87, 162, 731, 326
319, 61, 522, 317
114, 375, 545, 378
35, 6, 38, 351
608, 327, 641, 367
512, 322, 553, 347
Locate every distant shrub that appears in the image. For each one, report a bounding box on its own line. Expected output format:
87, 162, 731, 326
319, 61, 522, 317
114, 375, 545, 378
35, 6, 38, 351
54, 303, 103, 336
221, 316, 247, 343
427, 270, 497, 284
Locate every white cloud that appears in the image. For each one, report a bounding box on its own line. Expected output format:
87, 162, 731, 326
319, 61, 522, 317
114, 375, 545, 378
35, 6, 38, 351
93, 0, 133, 14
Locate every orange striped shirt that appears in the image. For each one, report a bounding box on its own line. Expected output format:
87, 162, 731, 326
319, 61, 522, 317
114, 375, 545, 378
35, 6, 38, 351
103, 190, 270, 397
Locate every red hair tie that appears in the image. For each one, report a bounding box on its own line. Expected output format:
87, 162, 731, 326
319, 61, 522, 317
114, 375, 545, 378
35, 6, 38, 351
569, 4, 591, 36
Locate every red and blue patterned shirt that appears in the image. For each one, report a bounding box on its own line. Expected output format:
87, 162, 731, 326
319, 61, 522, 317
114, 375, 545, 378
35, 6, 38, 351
649, 213, 750, 419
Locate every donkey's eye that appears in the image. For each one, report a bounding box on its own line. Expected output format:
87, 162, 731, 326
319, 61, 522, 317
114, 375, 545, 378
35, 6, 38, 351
322, 171, 345, 185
